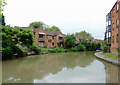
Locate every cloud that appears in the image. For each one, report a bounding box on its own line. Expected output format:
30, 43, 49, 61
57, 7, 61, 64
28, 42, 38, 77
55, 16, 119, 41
3, 0, 117, 39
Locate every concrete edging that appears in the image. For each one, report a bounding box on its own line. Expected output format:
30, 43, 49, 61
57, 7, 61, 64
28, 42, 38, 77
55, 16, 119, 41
95, 52, 120, 67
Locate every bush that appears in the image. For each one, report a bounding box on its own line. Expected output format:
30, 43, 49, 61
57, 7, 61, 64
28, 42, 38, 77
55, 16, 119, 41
96, 42, 101, 49
48, 48, 64, 53
2, 46, 14, 60
102, 45, 109, 53
70, 48, 78, 52
16, 46, 28, 58
77, 44, 85, 51
29, 44, 41, 54
64, 34, 76, 49
48, 49, 56, 53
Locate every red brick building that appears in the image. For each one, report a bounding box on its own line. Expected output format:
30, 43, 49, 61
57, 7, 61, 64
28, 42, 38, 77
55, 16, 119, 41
31, 27, 65, 48
76, 35, 104, 46
106, 0, 120, 54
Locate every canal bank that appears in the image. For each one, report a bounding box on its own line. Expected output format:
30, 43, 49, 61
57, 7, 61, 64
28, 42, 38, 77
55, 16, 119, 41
95, 52, 120, 67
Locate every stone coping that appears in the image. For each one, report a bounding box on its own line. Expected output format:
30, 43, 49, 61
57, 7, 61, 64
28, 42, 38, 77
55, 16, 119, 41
95, 52, 120, 67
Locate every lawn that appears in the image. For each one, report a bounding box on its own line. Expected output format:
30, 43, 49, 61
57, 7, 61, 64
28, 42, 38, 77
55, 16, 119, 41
101, 53, 118, 60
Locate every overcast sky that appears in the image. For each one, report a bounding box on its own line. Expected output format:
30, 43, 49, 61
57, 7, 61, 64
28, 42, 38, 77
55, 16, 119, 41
3, 0, 117, 39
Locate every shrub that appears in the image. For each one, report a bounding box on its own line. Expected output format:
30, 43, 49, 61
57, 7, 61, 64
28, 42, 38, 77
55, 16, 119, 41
2, 46, 14, 60
102, 45, 109, 53
16, 46, 28, 58
70, 48, 78, 52
64, 34, 76, 49
48, 49, 56, 53
96, 42, 101, 49
77, 44, 85, 51
29, 44, 41, 54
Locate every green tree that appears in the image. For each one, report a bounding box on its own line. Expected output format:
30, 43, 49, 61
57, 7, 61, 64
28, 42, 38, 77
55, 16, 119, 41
0, 0, 7, 18
96, 42, 101, 49
102, 45, 109, 53
43, 24, 50, 31
29, 21, 44, 28
49, 25, 60, 32
2, 26, 34, 60
2, 14, 5, 25
77, 44, 85, 51
64, 34, 76, 49
104, 32, 107, 41
76, 30, 92, 37
80, 39, 90, 50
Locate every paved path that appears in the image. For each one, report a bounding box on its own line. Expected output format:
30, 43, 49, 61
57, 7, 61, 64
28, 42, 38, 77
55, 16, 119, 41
95, 52, 120, 67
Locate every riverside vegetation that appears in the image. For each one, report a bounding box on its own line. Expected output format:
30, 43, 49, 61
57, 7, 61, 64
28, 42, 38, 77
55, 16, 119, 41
1, 25, 102, 61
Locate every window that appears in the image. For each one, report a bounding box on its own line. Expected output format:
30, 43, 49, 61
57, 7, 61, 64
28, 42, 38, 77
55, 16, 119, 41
48, 40, 52, 42
113, 10, 114, 17
117, 19, 119, 27
107, 27, 109, 32
117, 34, 119, 42
113, 36, 114, 43
117, 3, 119, 11
113, 23, 114, 30
52, 42, 54, 46
52, 36, 54, 39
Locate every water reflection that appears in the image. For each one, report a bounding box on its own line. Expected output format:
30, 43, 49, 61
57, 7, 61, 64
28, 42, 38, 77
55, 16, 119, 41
34, 60, 106, 83
2, 52, 119, 83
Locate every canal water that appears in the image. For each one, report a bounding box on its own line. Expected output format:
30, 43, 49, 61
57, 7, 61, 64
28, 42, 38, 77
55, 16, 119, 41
2, 52, 119, 83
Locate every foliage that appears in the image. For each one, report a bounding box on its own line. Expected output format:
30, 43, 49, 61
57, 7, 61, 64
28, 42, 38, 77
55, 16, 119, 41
79, 39, 90, 50
43, 24, 50, 31
2, 26, 34, 60
75, 30, 92, 37
15, 27, 34, 46
29, 44, 41, 54
77, 44, 85, 51
96, 42, 101, 48
90, 42, 97, 51
16, 46, 28, 58
2, 14, 5, 25
104, 32, 107, 41
48, 25, 60, 32
2, 46, 14, 60
48, 48, 63, 53
64, 34, 76, 49
29, 21, 44, 28
102, 45, 109, 53
29, 22, 60, 33
0, 0, 7, 18
2, 26, 34, 47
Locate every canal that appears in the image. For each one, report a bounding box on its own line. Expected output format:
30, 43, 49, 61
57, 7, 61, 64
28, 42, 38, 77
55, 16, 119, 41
2, 52, 119, 83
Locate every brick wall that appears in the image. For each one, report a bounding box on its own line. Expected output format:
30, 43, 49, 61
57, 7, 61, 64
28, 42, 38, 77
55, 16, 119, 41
110, 1, 119, 54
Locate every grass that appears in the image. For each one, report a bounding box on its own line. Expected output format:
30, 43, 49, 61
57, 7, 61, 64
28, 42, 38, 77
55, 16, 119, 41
101, 53, 118, 60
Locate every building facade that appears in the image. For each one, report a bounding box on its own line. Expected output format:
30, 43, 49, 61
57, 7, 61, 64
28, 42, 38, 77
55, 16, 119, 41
106, 0, 120, 54
31, 27, 65, 48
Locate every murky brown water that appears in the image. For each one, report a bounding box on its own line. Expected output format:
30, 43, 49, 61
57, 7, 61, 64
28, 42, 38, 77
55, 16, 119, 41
2, 52, 119, 83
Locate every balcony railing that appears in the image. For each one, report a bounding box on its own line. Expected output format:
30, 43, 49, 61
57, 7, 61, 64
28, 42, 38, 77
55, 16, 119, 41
38, 38, 45, 41
39, 37, 45, 39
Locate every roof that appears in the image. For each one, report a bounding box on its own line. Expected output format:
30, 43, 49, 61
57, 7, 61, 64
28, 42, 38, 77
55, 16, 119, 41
77, 35, 93, 40
46, 31, 60, 36
95, 39, 104, 43
33, 28, 61, 36
14, 26, 29, 29
110, 1, 118, 12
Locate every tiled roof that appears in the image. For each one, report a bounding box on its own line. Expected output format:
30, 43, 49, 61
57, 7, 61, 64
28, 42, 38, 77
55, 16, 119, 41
77, 35, 93, 40
95, 39, 104, 43
46, 31, 60, 36
14, 26, 29, 29
33, 28, 61, 36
